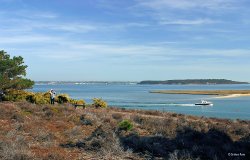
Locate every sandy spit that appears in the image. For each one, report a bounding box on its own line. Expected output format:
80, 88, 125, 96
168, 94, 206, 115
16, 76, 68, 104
214, 94, 250, 99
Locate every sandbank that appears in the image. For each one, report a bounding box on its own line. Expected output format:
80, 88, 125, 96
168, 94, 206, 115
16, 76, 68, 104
214, 94, 250, 99
150, 90, 250, 99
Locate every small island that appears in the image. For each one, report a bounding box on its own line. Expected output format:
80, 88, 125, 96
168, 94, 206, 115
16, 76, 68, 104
138, 79, 249, 85
150, 90, 250, 98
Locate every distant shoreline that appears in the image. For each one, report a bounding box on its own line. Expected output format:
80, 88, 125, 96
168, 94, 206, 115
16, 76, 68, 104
150, 90, 250, 98
139, 79, 249, 85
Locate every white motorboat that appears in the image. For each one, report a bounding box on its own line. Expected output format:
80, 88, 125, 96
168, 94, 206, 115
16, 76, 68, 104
195, 100, 213, 106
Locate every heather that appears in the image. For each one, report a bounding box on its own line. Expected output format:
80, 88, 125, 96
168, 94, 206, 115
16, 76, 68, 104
0, 102, 249, 160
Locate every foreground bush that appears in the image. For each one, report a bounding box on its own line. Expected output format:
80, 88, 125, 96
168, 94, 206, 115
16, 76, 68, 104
92, 98, 107, 108
3, 90, 80, 105
118, 120, 133, 131
3, 90, 31, 102
3, 90, 51, 104
26, 92, 51, 104
70, 99, 85, 105
56, 94, 70, 104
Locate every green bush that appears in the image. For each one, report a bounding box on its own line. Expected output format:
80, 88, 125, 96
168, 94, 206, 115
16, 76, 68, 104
70, 99, 86, 105
25, 93, 36, 103
3, 90, 52, 104
34, 93, 50, 104
43, 92, 51, 99
3, 90, 31, 102
118, 120, 133, 131
56, 94, 70, 104
92, 98, 107, 108
3, 89, 83, 106
26, 92, 50, 104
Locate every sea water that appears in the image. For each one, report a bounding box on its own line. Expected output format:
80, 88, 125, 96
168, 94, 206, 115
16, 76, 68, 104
31, 83, 250, 120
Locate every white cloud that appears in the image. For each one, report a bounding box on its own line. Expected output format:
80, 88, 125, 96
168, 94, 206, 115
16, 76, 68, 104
160, 19, 217, 25
0, 11, 149, 35
137, 0, 240, 10
22, 12, 58, 19
0, 17, 99, 34
32, 41, 250, 62
0, 35, 60, 44
48, 22, 149, 33
48, 23, 98, 33
133, 0, 245, 27
2, 32, 249, 60
0, 10, 58, 19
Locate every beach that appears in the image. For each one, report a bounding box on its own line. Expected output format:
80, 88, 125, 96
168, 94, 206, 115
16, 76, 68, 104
214, 93, 250, 99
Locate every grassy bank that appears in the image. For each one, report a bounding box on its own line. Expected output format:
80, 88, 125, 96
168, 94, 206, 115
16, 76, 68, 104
0, 102, 249, 159
150, 90, 250, 96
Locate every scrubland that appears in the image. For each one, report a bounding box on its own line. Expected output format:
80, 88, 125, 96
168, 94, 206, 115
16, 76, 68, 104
0, 102, 249, 160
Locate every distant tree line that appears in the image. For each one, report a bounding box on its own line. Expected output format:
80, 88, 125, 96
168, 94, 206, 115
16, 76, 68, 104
138, 79, 249, 85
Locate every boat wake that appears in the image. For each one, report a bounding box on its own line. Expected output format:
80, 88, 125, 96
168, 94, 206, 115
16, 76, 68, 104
112, 103, 197, 107
171, 103, 196, 107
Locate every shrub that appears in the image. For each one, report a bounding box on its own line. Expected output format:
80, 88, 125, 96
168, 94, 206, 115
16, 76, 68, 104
3, 90, 30, 102
43, 92, 51, 99
3, 90, 83, 106
56, 94, 70, 104
118, 120, 133, 131
25, 93, 36, 103
3, 90, 51, 104
34, 93, 50, 104
70, 99, 86, 105
92, 98, 107, 108
26, 92, 50, 104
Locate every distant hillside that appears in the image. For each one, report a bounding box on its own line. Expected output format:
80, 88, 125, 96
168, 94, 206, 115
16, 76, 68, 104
138, 79, 249, 85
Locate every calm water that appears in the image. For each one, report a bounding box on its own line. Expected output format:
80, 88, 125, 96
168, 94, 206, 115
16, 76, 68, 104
32, 84, 250, 120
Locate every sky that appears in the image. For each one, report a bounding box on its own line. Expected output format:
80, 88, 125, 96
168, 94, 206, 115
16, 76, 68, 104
0, 0, 250, 81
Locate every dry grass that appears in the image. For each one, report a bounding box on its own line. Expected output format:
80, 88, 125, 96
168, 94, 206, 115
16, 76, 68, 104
0, 101, 249, 159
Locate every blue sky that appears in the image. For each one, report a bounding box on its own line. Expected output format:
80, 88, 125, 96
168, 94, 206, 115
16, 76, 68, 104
0, 0, 250, 81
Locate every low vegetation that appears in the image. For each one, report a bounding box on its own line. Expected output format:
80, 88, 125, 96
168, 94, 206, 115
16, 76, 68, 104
0, 101, 249, 159
2, 89, 88, 107
92, 98, 108, 108
118, 120, 133, 131
57, 94, 70, 104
